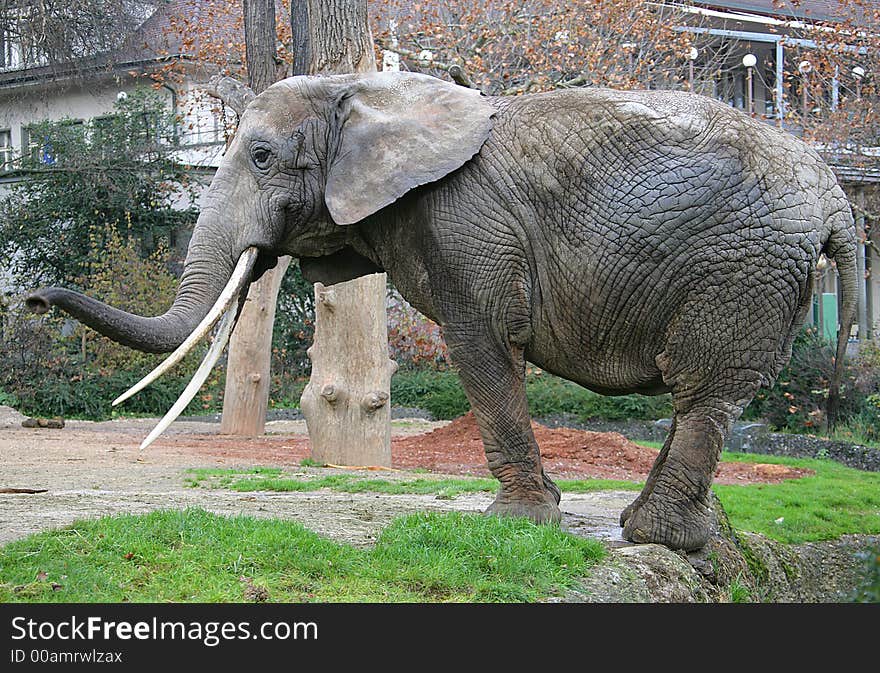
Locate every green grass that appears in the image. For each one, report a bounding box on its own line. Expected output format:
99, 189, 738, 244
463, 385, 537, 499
185, 449, 880, 545
713, 452, 880, 544
234, 475, 497, 499
186, 467, 642, 497
183, 467, 282, 489
0, 509, 605, 603
727, 577, 753, 603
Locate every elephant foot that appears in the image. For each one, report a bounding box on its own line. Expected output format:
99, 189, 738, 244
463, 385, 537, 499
485, 488, 562, 525
621, 490, 710, 551
542, 471, 561, 505
619, 496, 642, 528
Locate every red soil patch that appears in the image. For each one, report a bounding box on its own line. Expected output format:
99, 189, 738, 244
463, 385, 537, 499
394, 413, 812, 484
162, 412, 812, 485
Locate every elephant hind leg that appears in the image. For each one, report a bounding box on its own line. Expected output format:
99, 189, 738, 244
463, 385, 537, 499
619, 417, 676, 528
621, 371, 763, 551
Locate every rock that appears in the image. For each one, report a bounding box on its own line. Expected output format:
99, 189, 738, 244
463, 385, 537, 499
653, 418, 672, 432
562, 491, 878, 603
21, 417, 65, 429
737, 532, 878, 602
0, 405, 27, 429
727, 422, 768, 451
654, 418, 769, 452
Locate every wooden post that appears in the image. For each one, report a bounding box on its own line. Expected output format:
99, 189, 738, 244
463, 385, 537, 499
300, 277, 396, 465
220, 0, 289, 436
292, 0, 394, 466
220, 257, 290, 435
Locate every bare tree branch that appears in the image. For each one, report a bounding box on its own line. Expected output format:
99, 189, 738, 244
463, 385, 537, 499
378, 39, 480, 89
203, 74, 256, 116
448, 64, 477, 89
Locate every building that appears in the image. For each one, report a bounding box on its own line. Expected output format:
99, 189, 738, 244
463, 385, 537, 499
0, 0, 235, 263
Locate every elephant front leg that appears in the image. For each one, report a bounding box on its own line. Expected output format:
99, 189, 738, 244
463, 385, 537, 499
445, 330, 561, 524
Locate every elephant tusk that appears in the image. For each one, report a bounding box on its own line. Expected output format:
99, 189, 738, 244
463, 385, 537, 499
138, 302, 239, 450
112, 246, 260, 407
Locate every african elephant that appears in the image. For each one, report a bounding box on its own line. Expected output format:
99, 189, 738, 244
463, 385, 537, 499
26, 71, 857, 551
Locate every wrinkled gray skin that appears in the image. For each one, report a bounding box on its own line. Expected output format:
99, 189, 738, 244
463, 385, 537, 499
27, 72, 858, 551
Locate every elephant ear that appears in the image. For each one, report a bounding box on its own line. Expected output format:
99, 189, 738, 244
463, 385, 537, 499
325, 72, 496, 226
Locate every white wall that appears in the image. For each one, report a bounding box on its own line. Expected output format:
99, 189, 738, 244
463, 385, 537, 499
0, 75, 172, 154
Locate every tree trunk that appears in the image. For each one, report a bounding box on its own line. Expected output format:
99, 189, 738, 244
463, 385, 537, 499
855, 187, 869, 341
220, 0, 290, 436
220, 257, 291, 435
300, 277, 396, 466
293, 0, 394, 467
292, 0, 376, 76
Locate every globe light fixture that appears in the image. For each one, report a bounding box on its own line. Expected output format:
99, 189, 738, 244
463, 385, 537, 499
852, 65, 866, 80
689, 47, 699, 61
799, 60, 812, 74
742, 53, 757, 68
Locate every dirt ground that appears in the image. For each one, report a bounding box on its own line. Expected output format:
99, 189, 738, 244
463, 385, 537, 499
0, 406, 809, 548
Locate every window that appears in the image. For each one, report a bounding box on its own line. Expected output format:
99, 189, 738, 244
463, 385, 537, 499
181, 96, 224, 145
0, 129, 12, 171
90, 115, 114, 156
0, 29, 23, 70
20, 125, 39, 162
21, 120, 84, 165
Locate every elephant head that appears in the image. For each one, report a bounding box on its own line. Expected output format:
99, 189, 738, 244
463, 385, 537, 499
24, 72, 496, 443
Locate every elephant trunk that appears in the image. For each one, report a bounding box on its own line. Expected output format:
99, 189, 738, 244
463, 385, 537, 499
25, 205, 248, 354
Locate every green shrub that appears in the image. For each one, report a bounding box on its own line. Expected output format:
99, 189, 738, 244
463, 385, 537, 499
391, 368, 470, 418
526, 372, 672, 421
389, 368, 672, 421
270, 262, 315, 383
828, 394, 880, 445
0, 227, 225, 420
0, 89, 196, 286
744, 328, 880, 434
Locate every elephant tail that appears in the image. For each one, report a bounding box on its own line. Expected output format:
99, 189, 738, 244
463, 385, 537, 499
823, 206, 859, 429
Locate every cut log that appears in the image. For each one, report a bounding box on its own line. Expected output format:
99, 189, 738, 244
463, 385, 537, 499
300, 275, 395, 466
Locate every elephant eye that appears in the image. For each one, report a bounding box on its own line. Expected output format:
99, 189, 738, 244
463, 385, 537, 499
251, 144, 273, 169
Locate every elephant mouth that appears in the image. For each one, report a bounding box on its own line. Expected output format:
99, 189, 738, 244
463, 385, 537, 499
113, 246, 260, 449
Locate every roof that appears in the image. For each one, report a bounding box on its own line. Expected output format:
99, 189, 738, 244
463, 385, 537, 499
696, 1, 874, 24
0, 0, 241, 90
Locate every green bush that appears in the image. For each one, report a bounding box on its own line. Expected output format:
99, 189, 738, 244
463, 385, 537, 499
270, 262, 315, 383
0, 89, 196, 286
0, 227, 225, 420
11, 368, 224, 421
744, 328, 880, 434
526, 372, 672, 421
389, 368, 672, 421
391, 368, 470, 419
